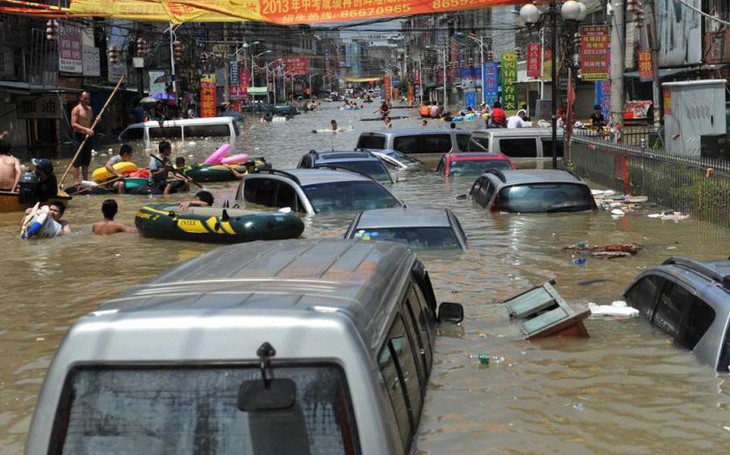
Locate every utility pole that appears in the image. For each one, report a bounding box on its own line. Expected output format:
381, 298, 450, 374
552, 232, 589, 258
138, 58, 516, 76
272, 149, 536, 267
645, 0, 661, 127
223, 23, 230, 104
609, 0, 625, 128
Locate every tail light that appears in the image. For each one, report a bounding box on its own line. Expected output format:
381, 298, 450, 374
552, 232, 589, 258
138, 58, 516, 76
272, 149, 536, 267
490, 194, 500, 212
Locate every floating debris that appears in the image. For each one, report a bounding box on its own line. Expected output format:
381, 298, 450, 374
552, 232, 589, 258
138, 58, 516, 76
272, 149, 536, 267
564, 242, 641, 258
647, 210, 690, 222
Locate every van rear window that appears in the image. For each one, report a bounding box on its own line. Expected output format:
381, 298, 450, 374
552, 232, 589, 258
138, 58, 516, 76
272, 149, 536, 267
149, 126, 182, 138
421, 135, 452, 153
357, 135, 387, 150
119, 127, 144, 141
185, 124, 232, 137
52, 365, 358, 455
499, 138, 538, 158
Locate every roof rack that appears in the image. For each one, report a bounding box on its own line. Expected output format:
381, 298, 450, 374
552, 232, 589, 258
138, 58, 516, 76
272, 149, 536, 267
320, 165, 378, 181
308, 150, 320, 159
260, 169, 301, 185
663, 256, 730, 290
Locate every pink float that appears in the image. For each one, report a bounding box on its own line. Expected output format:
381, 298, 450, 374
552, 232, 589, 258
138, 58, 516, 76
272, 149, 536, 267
221, 153, 250, 165
204, 143, 231, 165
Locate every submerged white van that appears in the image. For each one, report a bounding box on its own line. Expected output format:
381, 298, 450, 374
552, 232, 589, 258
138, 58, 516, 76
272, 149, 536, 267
25, 239, 463, 455
118, 117, 239, 145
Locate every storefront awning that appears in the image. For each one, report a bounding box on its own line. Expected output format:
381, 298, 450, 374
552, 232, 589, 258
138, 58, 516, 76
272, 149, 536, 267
624, 64, 727, 79
0, 81, 81, 95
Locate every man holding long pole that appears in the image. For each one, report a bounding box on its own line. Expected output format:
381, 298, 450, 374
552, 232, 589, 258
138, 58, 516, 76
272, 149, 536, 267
70, 91, 95, 185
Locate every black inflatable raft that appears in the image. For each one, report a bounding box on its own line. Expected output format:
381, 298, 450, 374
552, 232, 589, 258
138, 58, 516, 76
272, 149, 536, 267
135, 203, 305, 243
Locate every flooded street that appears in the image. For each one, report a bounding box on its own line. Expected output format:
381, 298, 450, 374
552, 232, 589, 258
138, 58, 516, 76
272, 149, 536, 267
1, 103, 729, 453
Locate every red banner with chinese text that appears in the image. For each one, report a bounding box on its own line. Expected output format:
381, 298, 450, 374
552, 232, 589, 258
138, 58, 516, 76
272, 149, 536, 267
282, 57, 309, 76
240, 69, 250, 101
580, 25, 610, 81
384, 74, 391, 102
59, 0, 523, 25
526, 43, 541, 79
200, 74, 216, 118
637, 50, 653, 82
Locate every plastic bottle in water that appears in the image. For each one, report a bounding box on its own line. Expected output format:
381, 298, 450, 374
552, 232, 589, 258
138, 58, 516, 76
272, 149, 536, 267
468, 353, 490, 364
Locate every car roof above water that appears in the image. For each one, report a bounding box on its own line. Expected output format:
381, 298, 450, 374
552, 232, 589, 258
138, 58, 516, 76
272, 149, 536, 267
483, 169, 585, 185
353, 207, 455, 229
252, 168, 378, 186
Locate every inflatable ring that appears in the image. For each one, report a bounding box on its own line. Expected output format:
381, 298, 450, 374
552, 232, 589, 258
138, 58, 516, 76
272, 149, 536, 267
91, 162, 138, 183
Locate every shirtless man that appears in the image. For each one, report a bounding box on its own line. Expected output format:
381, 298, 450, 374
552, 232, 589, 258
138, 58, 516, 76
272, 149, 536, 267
92, 199, 137, 235
0, 139, 21, 192
70, 91, 95, 185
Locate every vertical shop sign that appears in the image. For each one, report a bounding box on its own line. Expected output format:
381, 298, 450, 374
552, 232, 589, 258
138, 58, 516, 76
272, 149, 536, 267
526, 43, 541, 79
200, 74, 217, 118
501, 52, 517, 110
58, 21, 83, 74
483, 61, 498, 107
240, 69, 249, 101
580, 25, 610, 81
595, 80, 611, 120
384, 73, 391, 102
637, 50, 653, 82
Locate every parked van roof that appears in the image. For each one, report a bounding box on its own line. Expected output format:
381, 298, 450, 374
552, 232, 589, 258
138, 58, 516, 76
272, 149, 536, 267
87, 239, 420, 350
470, 128, 563, 137
360, 127, 467, 135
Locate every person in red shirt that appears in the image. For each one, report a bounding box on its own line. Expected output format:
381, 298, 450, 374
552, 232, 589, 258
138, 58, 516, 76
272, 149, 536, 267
490, 101, 506, 128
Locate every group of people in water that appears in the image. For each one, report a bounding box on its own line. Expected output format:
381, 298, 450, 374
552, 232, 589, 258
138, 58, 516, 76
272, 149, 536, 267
6, 135, 254, 239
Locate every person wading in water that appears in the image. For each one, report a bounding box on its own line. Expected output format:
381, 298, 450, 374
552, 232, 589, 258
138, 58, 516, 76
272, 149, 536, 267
70, 91, 96, 185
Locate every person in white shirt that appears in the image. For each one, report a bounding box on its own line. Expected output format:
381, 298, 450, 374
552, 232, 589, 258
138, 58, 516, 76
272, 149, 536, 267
507, 109, 528, 128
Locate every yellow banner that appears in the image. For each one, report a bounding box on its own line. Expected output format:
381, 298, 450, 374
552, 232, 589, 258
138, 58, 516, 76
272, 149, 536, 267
67, 0, 525, 24
345, 77, 381, 83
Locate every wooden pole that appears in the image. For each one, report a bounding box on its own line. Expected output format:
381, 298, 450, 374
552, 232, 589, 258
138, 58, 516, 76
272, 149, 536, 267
59, 75, 125, 188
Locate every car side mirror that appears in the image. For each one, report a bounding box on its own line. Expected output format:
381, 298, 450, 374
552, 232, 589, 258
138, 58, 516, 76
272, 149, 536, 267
438, 302, 464, 323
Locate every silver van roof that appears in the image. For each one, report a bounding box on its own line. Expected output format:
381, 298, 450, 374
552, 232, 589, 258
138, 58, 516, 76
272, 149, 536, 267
94, 239, 418, 345
470, 128, 563, 137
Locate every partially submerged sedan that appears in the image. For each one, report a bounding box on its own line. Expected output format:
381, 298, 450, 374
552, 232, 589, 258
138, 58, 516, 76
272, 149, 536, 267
624, 257, 730, 373
345, 207, 468, 251
469, 169, 597, 213
236, 168, 403, 214
437, 152, 516, 177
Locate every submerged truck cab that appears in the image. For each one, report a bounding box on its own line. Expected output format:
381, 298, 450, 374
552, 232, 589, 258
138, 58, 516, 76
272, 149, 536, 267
26, 239, 463, 455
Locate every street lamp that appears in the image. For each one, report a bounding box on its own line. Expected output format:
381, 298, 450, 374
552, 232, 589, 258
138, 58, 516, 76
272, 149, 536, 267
425, 45, 448, 107
251, 50, 272, 87
519, 0, 587, 169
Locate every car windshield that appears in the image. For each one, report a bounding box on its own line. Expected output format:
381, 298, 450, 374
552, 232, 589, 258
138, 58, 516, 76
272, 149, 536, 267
496, 183, 595, 213
304, 181, 401, 212
449, 159, 513, 176
315, 161, 392, 183
384, 150, 421, 165
54, 365, 356, 454
352, 227, 461, 250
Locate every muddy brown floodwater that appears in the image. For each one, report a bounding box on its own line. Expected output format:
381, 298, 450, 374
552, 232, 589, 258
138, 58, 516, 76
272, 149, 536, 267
1, 104, 728, 454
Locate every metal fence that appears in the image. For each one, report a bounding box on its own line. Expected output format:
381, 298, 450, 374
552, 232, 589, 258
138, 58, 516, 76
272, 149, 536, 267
570, 130, 730, 227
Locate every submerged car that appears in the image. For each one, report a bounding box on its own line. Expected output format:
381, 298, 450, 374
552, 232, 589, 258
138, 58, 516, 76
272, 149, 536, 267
624, 257, 730, 373
469, 169, 597, 213
24, 239, 464, 454
345, 207, 468, 251
437, 152, 516, 177
235, 168, 403, 215
297, 150, 393, 183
